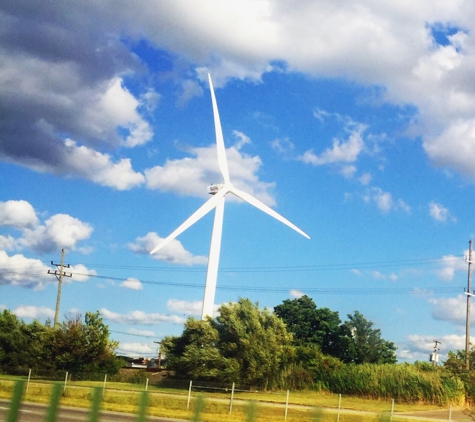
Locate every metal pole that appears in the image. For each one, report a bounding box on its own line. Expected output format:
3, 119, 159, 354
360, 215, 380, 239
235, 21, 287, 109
64, 371, 68, 391
229, 382, 235, 414
390, 398, 394, 421
26, 368, 31, 393
466, 240, 473, 370
145, 378, 149, 391
337, 394, 341, 422
284, 390, 289, 420
187, 380, 192, 410
102, 374, 107, 397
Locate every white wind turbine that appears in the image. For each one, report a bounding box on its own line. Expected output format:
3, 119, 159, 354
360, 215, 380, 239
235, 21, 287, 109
151, 74, 310, 319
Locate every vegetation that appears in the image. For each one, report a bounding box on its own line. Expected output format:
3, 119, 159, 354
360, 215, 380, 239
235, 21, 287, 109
274, 296, 397, 364
0, 310, 123, 374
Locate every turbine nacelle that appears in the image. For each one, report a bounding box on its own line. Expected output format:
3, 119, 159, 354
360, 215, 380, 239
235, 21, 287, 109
208, 184, 224, 195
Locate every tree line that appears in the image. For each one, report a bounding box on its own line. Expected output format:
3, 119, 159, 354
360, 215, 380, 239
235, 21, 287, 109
0, 310, 123, 374
163, 296, 397, 389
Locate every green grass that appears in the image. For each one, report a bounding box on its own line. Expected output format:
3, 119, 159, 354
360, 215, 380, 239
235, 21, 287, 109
0, 377, 458, 422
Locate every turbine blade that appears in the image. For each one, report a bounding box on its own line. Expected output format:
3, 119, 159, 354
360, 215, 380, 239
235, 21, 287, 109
230, 187, 310, 239
150, 190, 227, 254
208, 74, 230, 184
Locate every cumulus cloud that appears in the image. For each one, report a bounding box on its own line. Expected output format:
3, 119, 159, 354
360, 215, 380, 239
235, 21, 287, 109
436, 253, 467, 281
21, 214, 93, 254
118, 342, 155, 356
12, 305, 55, 320
3, 1, 475, 185
100, 308, 186, 325
167, 298, 221, 317
289, 289, 305, 298
0, 250, 95, 289
429, 201, 456, 223
144, 133, 276, 206
429, 295, 468, 325
363, 187, 411, 214
1, 200, 94, 254
121, 278, 143, 290
127, 328, 156, 337
403, 333, 465, 361
0, 200, 39, 229
129, 232, 208, 266
299, 125, 366, 166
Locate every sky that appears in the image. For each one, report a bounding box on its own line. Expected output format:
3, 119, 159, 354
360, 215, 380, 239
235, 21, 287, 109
1, 0, 475, 363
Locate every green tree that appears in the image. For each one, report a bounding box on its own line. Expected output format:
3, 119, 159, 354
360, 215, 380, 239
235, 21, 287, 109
274, 295, 345, 357
0, 310, 49, 370
47, 311, 122, 373
342, 311, 397, 364
214, 298, 294, 389
164, 298, 294, 389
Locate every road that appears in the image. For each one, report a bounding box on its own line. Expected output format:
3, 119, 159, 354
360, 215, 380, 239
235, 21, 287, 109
0, 399, 186, 422
2, 398, 474, 421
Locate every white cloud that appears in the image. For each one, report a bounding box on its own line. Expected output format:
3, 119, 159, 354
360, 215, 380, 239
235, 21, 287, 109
167, 299, 203, 316
372, 271, 398, 281
167, 298, 220, 317
363, 187, 411, 214
404, 333, 465, 361
359, 173, 372, 185
129, 232, 208, 266
0, 250, 95, 289
69, 264, 97, 282
429, 201, 456, 223
100, 308, 186, 325
429, 295, 468, 325
289, 289, 305, 298
127, 328, 156, 337
118, 342, 155, 356
0, 200, 39, 229
351, 269, 362, 276
121, 278, 143, 290
21, 213, 93, 254
144, 133, 276, 206
436, 253, 467, 281
298, 126, 365, 166
270, 138, 295, 156
12, 305, 55, 320
176, 79, 204, 108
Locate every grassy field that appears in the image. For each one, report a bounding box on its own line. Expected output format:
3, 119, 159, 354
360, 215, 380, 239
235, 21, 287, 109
0, 375, 458, 422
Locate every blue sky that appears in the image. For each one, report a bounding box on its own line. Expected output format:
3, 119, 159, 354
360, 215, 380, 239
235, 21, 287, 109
1, 0, 475, 362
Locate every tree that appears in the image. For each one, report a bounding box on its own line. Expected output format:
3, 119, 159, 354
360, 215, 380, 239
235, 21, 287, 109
342, 311, 397, 364
47, 311, 122, 373
274, 295, 345, 357
1, 309, 122, 374
163, 298, 294, 389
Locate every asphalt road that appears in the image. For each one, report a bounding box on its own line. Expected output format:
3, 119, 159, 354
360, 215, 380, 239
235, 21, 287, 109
0, 399, 186, 422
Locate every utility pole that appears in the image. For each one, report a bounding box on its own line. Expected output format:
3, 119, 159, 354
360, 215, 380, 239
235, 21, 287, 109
48, 248, 72, 326
154, 341, 162, 370
466, 240, 473, 370
430, 340, 441, 366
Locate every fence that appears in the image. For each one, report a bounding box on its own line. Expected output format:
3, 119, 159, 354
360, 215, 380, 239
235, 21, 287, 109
0, 373, 460, 422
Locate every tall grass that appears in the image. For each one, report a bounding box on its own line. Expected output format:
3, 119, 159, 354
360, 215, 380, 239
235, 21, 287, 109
315, 363, 465, 405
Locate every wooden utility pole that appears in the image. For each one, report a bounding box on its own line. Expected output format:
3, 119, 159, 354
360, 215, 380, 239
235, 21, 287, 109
466, 240, 473, 370
48, 249, 72, 326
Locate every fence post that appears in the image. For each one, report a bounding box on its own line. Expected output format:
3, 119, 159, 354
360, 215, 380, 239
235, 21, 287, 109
187, 380, 193, 410
64, 371, 68, 391
26, 368, 32, 393
390, 398, 394, 421
284, 389, 290, 420
229, 382, 235, 414
449, 404, 452, 421
145, 378, 149, 391
102, 374, 107, 397
337, 393, 341, 422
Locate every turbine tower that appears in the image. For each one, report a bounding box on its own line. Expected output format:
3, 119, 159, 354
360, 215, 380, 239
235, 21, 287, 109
151, 74, 310, 319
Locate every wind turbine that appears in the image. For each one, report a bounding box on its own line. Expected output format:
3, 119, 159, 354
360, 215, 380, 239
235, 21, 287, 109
151, 74, 310, 319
